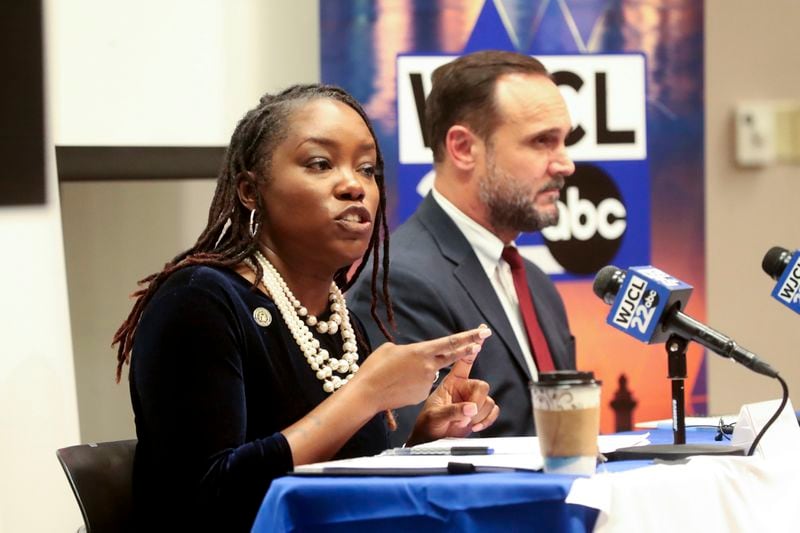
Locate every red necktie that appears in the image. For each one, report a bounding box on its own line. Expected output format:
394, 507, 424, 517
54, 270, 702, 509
501, 246, 556, 373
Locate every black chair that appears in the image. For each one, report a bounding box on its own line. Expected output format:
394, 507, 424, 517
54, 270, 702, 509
56, 439, 137, 533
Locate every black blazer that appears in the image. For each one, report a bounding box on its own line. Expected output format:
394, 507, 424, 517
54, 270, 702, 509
348, 194, 575, 445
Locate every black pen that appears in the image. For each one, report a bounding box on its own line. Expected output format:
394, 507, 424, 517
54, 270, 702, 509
381, 446, 494, 456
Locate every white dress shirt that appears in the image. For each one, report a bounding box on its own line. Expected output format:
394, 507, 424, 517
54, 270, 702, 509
431, 187, 538, 380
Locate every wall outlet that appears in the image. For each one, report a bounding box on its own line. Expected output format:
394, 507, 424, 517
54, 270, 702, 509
735, 101, 776, 167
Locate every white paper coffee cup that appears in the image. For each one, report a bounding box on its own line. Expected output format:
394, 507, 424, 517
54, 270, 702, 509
530, 371, 602, 476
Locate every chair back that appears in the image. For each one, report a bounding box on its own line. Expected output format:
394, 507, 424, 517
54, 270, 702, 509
56, 439, 137, 533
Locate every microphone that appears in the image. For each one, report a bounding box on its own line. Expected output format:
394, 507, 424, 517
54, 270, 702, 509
593, 265, 778, 378
762, 246, 800, 314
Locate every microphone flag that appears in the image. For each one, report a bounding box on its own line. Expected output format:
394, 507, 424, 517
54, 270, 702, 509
606, 266, 693, 343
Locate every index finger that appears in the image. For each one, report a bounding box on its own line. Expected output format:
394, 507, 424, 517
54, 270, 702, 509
416, 326, 492, 367
448, 350, 478, 380
447, 324, 490, 380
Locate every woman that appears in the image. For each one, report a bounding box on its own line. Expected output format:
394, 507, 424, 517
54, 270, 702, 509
113, 84, 498, 531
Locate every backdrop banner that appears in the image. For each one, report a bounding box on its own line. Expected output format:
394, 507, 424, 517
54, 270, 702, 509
321, 0, 706, 433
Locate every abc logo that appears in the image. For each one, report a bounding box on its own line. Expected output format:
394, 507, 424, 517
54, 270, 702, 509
541, 163, 626, 274
630, 288, 660, 333
641, 289, 659, 310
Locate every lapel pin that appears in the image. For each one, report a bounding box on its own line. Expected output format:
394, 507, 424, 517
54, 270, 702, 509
253, 307, 272, 327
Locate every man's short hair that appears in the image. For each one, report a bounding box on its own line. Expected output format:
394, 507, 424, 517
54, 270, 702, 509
425, 50, 550, 162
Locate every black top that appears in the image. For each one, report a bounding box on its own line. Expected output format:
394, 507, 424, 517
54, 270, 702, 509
129, 265, 388, 532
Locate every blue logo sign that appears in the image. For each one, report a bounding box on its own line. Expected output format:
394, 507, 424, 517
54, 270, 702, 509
607, 266, 692, 343
772, 251, 800, 314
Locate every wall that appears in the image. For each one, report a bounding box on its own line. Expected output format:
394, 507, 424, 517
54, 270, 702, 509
0, 4, 82, 530
705, 0, 800, 414
54, 0, 320, 445
0, 184, 82, 532
60, 180, 215, 442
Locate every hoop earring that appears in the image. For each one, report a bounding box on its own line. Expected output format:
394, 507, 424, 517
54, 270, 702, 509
249, 209, 260, 238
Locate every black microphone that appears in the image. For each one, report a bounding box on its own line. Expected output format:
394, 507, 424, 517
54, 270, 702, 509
762, 246, 794, 280
762, 246, 800, 314
593, 265, 779, 378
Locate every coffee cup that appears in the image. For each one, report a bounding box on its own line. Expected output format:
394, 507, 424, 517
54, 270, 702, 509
530, 371, 602, 476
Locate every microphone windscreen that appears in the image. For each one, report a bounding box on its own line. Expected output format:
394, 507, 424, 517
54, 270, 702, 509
762, 246, 792, 280
592, 265, 623, 301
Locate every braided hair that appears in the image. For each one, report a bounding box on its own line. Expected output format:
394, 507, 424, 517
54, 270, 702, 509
113, 84, 395, 390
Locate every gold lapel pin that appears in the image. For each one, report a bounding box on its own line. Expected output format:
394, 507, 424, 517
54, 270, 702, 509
253, 307, 272, 327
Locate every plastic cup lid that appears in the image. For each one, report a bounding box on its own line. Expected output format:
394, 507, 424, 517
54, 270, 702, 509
531, 370, 601, 387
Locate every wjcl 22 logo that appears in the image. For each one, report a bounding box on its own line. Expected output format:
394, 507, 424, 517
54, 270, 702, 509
774, 252, 800, 313
606, 266, 691, 343
611, 274, 660, 335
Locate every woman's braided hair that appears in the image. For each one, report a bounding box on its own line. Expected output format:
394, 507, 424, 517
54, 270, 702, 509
113, 85, 396, 415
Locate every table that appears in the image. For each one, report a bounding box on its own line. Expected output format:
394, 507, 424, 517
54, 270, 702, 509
252, 428, 727, 532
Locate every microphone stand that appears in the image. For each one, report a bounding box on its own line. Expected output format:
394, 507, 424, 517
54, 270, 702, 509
607, 334, 746, 461
667, 334, 688, 445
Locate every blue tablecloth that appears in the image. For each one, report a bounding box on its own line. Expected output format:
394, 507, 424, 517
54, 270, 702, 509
252, 428, 726, 532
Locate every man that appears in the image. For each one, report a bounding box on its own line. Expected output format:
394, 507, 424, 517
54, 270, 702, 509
349, 50, 576, 445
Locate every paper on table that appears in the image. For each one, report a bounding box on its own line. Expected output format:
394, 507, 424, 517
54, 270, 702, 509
413, 434, 650, 454
292, 434, 650, 475
294, 451, 543, 474
412, 436, 538, 454
598, 433, 651, 453
634, 415, 737, 429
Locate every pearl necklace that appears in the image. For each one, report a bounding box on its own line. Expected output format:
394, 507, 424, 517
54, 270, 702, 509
248, 251, 359, 393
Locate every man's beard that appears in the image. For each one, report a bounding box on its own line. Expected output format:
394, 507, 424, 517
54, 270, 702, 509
478, 154, 564, 234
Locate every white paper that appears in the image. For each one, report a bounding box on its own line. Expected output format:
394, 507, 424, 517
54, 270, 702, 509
414, 434, 649, 454
634, 415, 737, 430
412, 436, 539, 454
294, 451, 543, 473
293, 434, 651, 474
